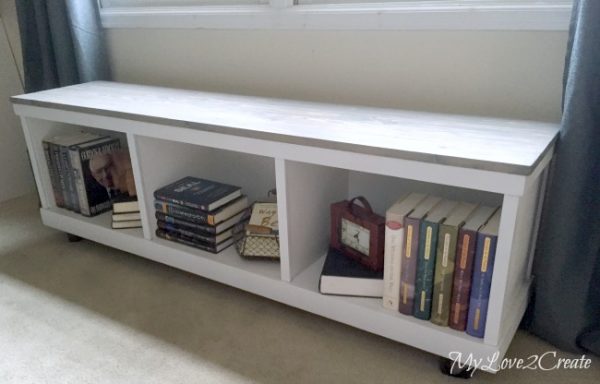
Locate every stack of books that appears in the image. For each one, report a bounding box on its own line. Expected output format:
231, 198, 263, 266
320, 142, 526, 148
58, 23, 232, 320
42, 132, 136, 217
112, 196, 141, 229
154, 176, 249, 253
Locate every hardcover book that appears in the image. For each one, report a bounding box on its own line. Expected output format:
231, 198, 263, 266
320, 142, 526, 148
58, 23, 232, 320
112, 220, 142, 229
71, 137, 122, 216
448, 205, 498, 331
154, 176, 242, 212
155, 210, 249, 235
156, 228, 235, 254
319, 248, 384, 297
412, 200, 458, 320
112, 195, 139, 214
383, 193, 427, 311
430, 202, 478, 326
112, 212, 141, 222
154, 196, 249, 226
466, 209, 501, 338
157, 220, 234, 244
398, 195, 442, 315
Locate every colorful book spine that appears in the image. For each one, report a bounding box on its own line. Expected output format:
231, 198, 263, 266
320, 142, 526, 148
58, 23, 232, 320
398, 217, 420, 315
466, 232, 498, 338
383, 220, 404, 311
157, 220, 223, 244
155, 200, 214, 225
449, 228, 478, 331
430, 224, 459, 326
412, 220, 439, 319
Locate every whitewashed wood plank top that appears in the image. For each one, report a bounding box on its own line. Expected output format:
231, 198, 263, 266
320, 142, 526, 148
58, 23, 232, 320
12, 81, 559, 175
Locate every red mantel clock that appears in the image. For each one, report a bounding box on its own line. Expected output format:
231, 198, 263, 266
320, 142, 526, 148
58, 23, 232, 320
330, 196, 386, 271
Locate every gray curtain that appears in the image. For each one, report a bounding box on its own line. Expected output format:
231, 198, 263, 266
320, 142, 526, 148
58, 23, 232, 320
16, 0, 110, 93
527, 0, 600, 356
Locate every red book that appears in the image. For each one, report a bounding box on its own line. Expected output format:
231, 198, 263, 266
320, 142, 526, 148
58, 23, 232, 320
448, 206, 498, 331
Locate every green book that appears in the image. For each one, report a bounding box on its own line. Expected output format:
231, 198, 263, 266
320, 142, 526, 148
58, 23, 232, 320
413, 200, 458, 320
430, 202, 479, 326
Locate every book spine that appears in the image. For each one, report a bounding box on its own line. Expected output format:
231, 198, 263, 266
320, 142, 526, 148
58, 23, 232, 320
59, 145, 77, 211
466, 232, 498, 338
43, 141, 64, 208
154, 201, 214, 225
157, 221, 218, 244
430, 225, 458, 326
398, 216, 420, 315
156, 229, 220, 253
383, 219, 404, 311
449, 229, 478, 331
70, 147, 91, 216
413, 221, 438, 320
153, 192, 208, 211
155, 212, 216, 234
52, 143, 69, 209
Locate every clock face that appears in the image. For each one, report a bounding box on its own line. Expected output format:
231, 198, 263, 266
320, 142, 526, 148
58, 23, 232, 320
340, 218, 370, 256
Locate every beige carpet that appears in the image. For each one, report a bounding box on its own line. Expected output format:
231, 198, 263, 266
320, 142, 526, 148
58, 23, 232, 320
1, 194, 598, 384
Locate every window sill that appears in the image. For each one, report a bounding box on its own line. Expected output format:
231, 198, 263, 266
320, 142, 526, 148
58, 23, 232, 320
100, 1, 572, 31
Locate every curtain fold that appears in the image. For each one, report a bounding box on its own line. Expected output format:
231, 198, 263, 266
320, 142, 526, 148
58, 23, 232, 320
528, 0, 600, 356
16, 0, 110, 93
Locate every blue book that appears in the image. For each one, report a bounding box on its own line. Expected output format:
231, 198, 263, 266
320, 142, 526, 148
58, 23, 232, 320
466, 209, 501, 338
320, 248, 384, 297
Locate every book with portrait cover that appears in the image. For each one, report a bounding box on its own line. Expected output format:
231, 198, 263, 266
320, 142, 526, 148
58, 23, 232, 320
154, 176, 242, 212
70, 137, 122, 217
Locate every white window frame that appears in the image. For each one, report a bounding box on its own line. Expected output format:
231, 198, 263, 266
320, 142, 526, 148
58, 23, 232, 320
99, 0, 573, 31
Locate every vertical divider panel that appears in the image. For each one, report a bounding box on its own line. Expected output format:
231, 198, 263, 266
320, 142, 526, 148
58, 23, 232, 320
284, 160, 349, 281
20, 117, 52, 208
126, 133, 152, 240
275, 158, 291, 282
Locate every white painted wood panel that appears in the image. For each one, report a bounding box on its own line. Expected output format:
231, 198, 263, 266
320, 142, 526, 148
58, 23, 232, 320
12, 81, 559, 174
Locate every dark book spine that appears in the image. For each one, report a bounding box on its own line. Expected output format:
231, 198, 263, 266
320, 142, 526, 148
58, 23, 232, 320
154, 201, 213, 225
154, 192, 208, 211
157, 220, 218, 243
43, 141, 65, 208
52, 143, 69, 209
413, 221, 439, 320
466, 232, 498, 338
156, 229, 223, 253
60, 145, 80, 212
398, 216, 421, 315
430, 224, 459, 326
449, 229, 478, 331
155, 212, 216, 234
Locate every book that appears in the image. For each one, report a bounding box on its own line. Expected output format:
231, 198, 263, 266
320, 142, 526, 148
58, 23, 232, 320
382, 193, 427, 311
449, 205, 498, 331
42, 140, 64, 208
44, 132, 101, 210
430, 202, 478, 326
156, 228, 235, 253
154, 176, 242, 212
154, 195, 249, 225
398, 195, 442, 315
70, 137, 122, 216
157, 220, 234, 244
155, 210, 249, 235
112, 220, 142, 229
112, 195, 139, 213
412, 200, 458, 320
466, 209, 501, 338
112, 212, 141, 222
319, 248, 384, 297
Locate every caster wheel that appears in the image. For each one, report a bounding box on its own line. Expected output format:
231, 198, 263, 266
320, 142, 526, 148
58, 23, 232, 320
440, 358, 474, 379
67, 233, 82, 242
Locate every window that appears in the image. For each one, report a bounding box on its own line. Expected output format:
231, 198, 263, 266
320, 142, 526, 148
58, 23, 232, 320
99, 1, 572, 30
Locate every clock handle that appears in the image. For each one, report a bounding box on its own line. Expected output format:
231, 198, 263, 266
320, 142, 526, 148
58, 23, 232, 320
347, 196, 374, 216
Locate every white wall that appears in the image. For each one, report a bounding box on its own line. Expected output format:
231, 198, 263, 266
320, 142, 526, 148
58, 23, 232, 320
0, 15, 35, 202
107, 29, 568, 122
